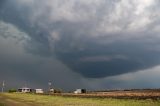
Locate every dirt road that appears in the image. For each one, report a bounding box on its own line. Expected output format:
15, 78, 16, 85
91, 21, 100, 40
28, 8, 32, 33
0, 93, 37, 106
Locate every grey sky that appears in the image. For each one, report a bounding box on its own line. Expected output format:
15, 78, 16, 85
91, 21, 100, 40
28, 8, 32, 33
1, 0, 160, 90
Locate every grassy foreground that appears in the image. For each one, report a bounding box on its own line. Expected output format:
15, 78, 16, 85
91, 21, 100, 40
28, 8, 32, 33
1, 93, 160, 106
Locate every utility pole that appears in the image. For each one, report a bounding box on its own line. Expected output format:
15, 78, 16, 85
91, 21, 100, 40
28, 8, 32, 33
48, 81, 52, 93
48, 81, 52, 95
1, 81, 5, 93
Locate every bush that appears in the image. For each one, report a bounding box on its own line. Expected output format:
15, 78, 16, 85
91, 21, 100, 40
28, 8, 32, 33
8, 89, 17, 93
54, 89, 62, 93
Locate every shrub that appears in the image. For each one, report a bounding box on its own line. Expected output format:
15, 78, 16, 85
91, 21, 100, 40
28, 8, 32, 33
54, 89, 62, 93
8, 89, 17, 93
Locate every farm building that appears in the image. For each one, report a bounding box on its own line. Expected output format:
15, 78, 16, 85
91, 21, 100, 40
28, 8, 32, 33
18, 87, 33, 93
74, 89, 86, 94
35, 89, 44, 94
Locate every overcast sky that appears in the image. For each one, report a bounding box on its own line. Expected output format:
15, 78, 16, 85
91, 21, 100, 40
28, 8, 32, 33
1, 0, 160, 91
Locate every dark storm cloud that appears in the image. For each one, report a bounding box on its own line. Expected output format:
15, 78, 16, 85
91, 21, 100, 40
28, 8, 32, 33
1, 0, 160, 83
0, 0, 52, 57
55, 34, 160, 78
0, 20, 84, 90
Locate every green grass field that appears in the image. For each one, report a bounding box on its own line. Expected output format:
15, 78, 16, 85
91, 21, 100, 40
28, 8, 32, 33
1, 93, 160, 106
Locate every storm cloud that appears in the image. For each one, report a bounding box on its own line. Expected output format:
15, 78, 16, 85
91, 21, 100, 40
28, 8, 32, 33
1, 0, 160, 90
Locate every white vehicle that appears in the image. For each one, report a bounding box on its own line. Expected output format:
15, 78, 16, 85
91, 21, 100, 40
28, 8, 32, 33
74, 89, 86, 94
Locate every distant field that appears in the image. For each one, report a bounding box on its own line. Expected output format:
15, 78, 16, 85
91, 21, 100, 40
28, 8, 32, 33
0, 93, 160, 106
60, 89, 160, 99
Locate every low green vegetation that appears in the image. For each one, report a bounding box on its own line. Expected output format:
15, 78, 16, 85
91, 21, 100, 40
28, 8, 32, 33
0, 103, 5, 106
2, 93, 160, 106
8, 89, 17, 93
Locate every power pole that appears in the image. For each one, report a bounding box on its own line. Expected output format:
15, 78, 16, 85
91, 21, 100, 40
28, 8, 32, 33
48, 81, 52, 93
2, 81, 5, 93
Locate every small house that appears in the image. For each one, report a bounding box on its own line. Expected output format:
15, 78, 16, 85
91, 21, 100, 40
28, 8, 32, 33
18, 87, 33, 93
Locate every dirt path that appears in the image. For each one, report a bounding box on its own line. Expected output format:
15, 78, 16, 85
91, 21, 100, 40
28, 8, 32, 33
0, 93, 37, 106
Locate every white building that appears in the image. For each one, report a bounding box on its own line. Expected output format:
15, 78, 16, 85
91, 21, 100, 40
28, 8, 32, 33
50, 88, 55, 92
35, 89, 44, 94
18, 87, 32, 93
